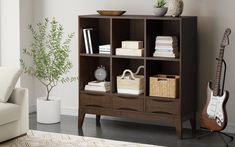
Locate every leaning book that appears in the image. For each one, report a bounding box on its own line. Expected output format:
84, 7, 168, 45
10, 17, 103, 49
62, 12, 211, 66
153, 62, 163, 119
87, 28, 93, 54
83, 29, 89, 54
85, 85, 110, 92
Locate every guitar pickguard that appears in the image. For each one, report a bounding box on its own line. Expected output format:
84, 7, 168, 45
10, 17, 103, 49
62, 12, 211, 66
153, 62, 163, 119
207, 91, 226, 125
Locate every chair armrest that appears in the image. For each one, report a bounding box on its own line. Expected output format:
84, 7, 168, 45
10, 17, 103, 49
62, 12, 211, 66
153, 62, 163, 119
8, 88, 28, 106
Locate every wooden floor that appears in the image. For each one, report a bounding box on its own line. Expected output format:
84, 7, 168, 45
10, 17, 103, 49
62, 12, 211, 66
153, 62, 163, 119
29, 113, 235, 147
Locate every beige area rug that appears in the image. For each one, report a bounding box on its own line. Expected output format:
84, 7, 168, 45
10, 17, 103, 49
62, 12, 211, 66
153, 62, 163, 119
1, 130, 164, 147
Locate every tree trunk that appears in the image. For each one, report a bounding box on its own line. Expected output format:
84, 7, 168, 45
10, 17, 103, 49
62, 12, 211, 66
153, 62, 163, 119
46, 86, 50, 101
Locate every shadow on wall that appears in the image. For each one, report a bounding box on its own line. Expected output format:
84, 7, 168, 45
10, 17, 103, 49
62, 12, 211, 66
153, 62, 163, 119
197, 16, 218, 115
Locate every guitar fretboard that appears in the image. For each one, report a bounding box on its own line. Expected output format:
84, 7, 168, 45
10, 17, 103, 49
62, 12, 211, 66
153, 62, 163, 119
213, 48, 225, 96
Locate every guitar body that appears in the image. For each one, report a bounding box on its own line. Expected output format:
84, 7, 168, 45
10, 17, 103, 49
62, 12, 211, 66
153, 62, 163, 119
200, 81, 229, 131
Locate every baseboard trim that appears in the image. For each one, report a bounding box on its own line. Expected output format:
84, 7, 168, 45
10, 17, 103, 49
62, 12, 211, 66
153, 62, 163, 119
29, 104, 36, 113
223, 123, 235, 134
61, 107, 78, 116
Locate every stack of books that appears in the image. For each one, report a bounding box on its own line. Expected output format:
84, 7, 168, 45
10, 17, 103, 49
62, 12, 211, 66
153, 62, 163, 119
83, 28, 94, 54
84, 81, 111, 92
116, 41, 144, 56
153, 36, 179, 58
99, 44, 111, 54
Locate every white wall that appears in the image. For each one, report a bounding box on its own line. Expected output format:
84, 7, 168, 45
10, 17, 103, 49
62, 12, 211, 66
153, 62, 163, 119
0, 0, 20, 66
0, 1, 1, 65
183, 0, 235, 132
20, 0, 35, 112
19, 0, 235, 132
31, 0, 159, 116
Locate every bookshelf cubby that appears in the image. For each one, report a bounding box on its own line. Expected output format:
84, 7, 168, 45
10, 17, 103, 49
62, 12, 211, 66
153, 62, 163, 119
79, 56, 110, 92
146, 20, 180, 57
78, 15, 197, 139
112, 58, 144, 93
79, 18, 110, 54
112, 19, 145, 55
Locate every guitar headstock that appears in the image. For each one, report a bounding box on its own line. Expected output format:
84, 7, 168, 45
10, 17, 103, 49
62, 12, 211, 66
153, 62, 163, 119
221, 28, 231, 47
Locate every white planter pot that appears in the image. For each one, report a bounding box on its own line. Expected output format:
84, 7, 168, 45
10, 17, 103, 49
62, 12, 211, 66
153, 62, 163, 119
153, 7, 168, 16
37, 97, 61, 124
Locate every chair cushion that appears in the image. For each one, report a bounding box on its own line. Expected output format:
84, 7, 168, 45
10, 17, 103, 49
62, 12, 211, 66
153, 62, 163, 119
0, 103, 20, 125
0, 67, 22, 103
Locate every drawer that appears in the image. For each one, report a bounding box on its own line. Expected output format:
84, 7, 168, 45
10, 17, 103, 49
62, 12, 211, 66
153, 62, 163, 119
113, 95, 143, 112
146, 98, 179, 115
80, 93, 112, 108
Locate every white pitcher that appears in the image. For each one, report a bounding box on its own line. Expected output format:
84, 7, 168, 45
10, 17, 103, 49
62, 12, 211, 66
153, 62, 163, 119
166, 0, 184, 17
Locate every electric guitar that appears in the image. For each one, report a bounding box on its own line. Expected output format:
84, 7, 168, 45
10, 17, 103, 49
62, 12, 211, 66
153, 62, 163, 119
200, 28, 231, 131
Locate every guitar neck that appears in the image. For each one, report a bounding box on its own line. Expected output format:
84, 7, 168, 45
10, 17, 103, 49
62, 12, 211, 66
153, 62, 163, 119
213, 48, 225, 96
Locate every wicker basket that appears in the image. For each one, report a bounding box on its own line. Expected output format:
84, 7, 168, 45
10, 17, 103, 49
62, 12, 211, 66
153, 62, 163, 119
150, 74, 180, 98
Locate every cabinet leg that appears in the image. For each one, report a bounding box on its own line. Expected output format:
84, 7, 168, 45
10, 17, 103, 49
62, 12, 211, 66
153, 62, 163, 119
175, 118, 183, 139
78, 110, 85, 128
190, 115, 196, 135
96, 115, 101, 124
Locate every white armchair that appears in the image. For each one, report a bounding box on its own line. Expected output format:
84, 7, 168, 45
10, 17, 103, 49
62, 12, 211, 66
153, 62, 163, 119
0, 88, 29, 142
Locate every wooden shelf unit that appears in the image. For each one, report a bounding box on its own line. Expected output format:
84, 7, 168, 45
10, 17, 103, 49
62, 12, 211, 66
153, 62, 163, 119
78, 15, 197, 139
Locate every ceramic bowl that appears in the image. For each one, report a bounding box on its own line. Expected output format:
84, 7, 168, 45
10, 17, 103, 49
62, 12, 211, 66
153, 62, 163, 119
97, 10, 126, 16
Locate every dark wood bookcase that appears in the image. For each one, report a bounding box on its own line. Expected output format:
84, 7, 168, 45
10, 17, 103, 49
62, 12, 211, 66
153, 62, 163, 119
78, 15, 197, 139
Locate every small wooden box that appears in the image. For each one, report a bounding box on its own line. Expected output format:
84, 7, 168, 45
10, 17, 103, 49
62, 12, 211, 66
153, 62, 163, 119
122, 41, 143, 49
116, 48, 144, 56
150, 75, 180, 98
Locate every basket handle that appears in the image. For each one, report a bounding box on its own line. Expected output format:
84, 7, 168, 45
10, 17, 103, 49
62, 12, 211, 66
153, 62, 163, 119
134, 66, 144, 75
120, 69, 136, 80
157, 78, 168, 81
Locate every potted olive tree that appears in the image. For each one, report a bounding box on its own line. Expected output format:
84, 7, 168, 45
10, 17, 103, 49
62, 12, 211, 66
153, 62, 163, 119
21, 18, 76, 124
153, 0, 168, 16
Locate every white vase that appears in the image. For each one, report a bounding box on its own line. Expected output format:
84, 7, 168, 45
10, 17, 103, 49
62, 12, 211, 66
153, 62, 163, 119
37, 97, 61, 124
166, 0, 184, 17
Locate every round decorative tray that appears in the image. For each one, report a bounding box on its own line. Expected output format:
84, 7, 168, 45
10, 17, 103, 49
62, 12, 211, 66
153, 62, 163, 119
97, 10, 126, 16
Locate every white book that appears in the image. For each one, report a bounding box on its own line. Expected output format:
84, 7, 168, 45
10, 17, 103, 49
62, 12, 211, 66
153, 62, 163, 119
99, 51, 110, 54
85, 85, 110, 92
83, 29, 89, 54
99, 48, 111, 52
155, 42, 178, 46
116, 48, 144, 56
117, 88, 144, 95
155, 40, 177, 44
156, 36, 177, 40
88, 81, 110, 87
155, 47, 178, 50
155, 49, 176, 53
156, 37, 178, 44
154, 54, 177, 58
153, 52, 179, 58
99, 44, 111, 49
87, 28, 93, 54
155, 47, 178, 52
122, 41, 143, 49
155, 44, 178, 49
154, 51, 179, 55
